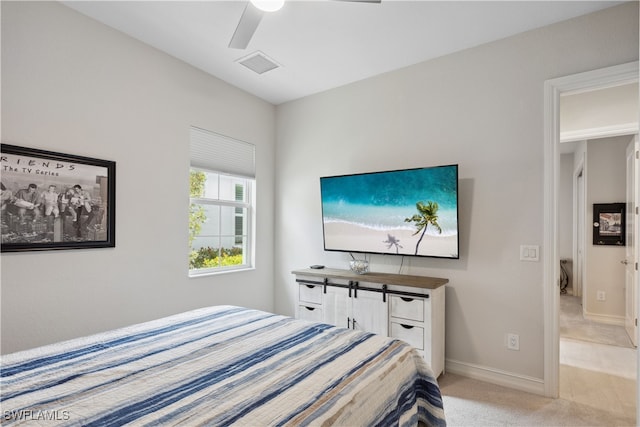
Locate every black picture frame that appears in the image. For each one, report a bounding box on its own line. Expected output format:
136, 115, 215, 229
1, 144, 116, 252
592, 202, 625, 246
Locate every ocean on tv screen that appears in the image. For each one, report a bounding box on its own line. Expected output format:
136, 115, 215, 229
321, 165, 459, 258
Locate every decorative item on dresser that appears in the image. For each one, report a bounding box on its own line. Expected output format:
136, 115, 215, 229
292, 268, 448, 377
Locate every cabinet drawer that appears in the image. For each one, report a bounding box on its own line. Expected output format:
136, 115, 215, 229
299, 284, 322, 304
390, 322, 424, 350
298, 305, 323, 322
390, 295, 424, 322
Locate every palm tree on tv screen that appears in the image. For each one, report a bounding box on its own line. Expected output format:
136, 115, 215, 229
405, 201, 442, 255
383, 234, 403, 254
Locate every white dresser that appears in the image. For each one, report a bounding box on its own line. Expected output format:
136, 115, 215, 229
292, 268, 447, 377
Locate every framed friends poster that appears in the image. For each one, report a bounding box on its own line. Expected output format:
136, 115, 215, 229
1, 144, 116, 252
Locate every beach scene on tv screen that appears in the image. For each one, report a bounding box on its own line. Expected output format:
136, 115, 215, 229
321, 166, 458, 259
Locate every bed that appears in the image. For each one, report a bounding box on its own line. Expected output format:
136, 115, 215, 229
1, 305, 446, 426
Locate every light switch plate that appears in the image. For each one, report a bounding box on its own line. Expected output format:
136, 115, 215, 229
520, 245, 540, 262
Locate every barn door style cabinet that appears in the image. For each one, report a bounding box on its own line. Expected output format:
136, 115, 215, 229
292, 268, 448, 377
323, 282, 388, 336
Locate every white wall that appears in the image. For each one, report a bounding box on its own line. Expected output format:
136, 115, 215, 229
560, 83, 639, 140
274, 2, 638, 383
585, 135, 633, 322
1, 2, 276, 354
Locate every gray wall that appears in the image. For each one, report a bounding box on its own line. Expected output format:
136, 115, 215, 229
1, 1, 276, 354
274, 3, 638, 381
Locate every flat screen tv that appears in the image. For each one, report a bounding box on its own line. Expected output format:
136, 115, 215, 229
320, 164, 459, 259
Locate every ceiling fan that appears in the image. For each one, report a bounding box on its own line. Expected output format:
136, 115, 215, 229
229, 0, 381, 50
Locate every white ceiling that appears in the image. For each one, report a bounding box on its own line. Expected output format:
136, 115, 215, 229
62, 0, 625, 105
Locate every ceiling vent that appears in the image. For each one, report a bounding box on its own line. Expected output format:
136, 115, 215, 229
236, 51, 281, 75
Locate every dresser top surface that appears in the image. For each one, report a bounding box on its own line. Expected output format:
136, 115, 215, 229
292, 268, 448, 289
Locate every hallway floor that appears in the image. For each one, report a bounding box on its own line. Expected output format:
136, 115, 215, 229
560, 294, 637, 425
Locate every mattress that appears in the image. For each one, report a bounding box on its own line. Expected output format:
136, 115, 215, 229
1, 305, 446, 426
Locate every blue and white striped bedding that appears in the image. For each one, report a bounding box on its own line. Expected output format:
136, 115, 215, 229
1, 305, 446, 426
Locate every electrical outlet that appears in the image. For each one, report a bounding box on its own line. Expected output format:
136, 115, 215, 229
597, 291, 606, 301
507, 333, 520, 351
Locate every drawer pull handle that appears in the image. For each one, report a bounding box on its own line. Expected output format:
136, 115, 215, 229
401, 297, 414, 302
400, 324, 414, 329
305, 306, 315, 311
305, 285, 315, 289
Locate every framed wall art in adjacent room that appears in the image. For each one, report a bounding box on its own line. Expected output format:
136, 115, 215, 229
592, 202, 625, 246
1, 144, 116, 252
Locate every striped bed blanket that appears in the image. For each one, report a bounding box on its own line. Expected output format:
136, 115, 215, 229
1, 305, 446, 426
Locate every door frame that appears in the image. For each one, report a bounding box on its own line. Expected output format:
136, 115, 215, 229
625, 136, 639, 346
572, 156, 585, 300
543, 61, 639, 399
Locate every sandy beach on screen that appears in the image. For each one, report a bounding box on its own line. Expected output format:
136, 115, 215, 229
324, 222, 458, 258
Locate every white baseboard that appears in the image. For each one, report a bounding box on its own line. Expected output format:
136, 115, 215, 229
445, 358, 545, 396
583, 311, 625, 326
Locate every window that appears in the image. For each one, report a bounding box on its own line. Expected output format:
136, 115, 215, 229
189, 127, 255, 276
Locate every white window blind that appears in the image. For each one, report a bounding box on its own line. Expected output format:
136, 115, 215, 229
190, 127, 255, 178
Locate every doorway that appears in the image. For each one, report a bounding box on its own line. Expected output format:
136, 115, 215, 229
562, 135, 636, 336
558, 135, 637, 422
543, 61, 639, 422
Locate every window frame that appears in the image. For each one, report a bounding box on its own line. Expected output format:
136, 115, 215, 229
188, 167, 255, 277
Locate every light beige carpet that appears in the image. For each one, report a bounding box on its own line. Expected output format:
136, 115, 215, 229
560, 295, 633, 348
439, 372, 636, 426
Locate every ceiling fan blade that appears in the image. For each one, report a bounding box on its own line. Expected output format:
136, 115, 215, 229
229, 2, 264, 49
